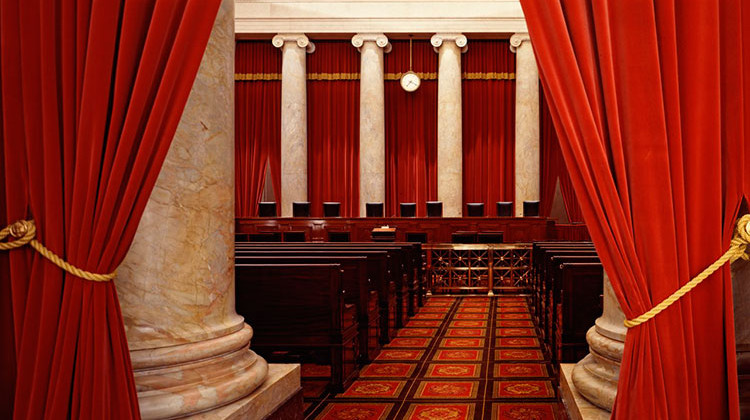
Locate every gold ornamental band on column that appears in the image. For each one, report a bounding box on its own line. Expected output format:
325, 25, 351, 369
0, 219, 116, 282
624, 214, 750, 328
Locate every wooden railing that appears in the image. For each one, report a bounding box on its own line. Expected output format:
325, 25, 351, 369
424, 244, 532, 295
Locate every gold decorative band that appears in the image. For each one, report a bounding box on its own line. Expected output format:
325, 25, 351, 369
235, 71, 514, 81
0, 220, 116, 282
624, 214, 750, 328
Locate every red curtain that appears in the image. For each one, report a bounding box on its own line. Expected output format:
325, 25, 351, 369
384, 40, 438, 217
540, 89, 583, 222
521, 0, 749, 418
0, 0, 220, 418
461, 40, 516, 210
235, 42, 281, 217
307, 41, 360, 217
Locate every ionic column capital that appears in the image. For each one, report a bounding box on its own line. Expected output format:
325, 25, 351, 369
431, 33, 468, 53
509, 33, 531, 53
272, 33, 315, 53
352, 33, 392, 53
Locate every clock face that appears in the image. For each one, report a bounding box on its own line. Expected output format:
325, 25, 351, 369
400, 71, 421, 92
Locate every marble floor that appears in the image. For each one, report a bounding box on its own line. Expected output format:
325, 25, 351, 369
302, 295, 569, 420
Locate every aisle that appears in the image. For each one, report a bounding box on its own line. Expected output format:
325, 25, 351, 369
304, 296, 568, 419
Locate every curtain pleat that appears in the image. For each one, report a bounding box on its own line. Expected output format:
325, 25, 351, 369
0, 0, 220, 418
307, 41, 360, 217
521, 0, 748, 418
235, 41, 281, 217
461, 40, 515, 211
384, 40, 438, 217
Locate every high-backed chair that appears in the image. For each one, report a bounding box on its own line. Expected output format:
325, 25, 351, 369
452, 231, 478, 244
496, 201, 513, 217
426, 201, 443, 217
292, 201, 311, 217
478, 231, 504, 243
366, 202, 384, 217
400, 202, 417, 218
323, 202, 341, 217
466, 202, 485, 217
258, 202, 277, 217
523, 200, 540, 217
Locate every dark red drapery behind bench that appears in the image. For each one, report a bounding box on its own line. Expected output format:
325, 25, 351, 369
0, 0, 219, 418
235, 42, 282, 217
461, 40, 516, 211
307, 41, 360, 217
522, 0, 749, 418
384, 40, 438, 217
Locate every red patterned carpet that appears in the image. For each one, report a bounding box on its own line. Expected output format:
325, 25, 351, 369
303, 296, 568, 420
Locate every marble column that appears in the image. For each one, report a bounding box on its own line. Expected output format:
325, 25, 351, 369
431, 33, 467, 217
352, 33, 391, 216
510, 33, 540, 217
561, 272, 625, 420
117, 1, 298, 418
273, 34, 315, 217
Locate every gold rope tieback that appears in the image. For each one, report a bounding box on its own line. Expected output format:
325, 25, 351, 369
624, 214, 750, 328
0, 220, 116, 282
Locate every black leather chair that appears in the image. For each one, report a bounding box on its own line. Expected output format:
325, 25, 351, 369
292, 201, 311, 217
478, 231, 504, 243
400, 203, 417, 218
523, 200, 540, 217
496, 201, 513, 217
366, 202, 384, 217
426, 201, 443, 217
405, 232, 428, 243
283, 231, 306, 242
323, 202, 341, 217
258, 202, 277, 217
452, 231, 478, 244
466, 203, 485, 217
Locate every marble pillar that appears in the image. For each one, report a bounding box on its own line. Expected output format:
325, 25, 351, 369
353, 34, 390, 216
273, 34, 315, 217
432, 33, 467, 217
117, 1, 295, 418
510, 33, 540, 217
562, 272, 625, 419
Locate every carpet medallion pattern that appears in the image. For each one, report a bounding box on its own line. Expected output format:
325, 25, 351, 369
304, 296, 567, 419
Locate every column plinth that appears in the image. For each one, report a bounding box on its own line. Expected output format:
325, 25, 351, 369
273, 34, 315, 217
510, 33, 540, 216
432, 33, 467, 217
353, 33, 390, 216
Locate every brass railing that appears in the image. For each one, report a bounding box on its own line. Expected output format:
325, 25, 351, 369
424, 244, 532, 295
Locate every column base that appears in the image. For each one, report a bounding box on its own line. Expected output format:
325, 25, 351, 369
191, 364, 302, 420
560, 364, 611, 420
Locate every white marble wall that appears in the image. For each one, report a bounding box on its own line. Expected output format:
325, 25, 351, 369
274, 34, 315, 217
117, 1, 269, 418
510, 33, 540, 216
432, 33, 467, 217
353, 34, 390, 216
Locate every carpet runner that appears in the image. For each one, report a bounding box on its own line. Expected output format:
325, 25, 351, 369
302, 296, 568, 419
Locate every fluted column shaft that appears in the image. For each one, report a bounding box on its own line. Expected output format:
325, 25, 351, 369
273, 34, 315, 217
117, 1, 268, 419
432, 33, 467, 217
353, 34, 390, 216
510, 33, 540, 216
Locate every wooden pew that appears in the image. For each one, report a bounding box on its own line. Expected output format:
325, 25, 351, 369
235, 264, 358, 391
235, 255, 380, 362
236, 242, 422, 328
234, 248, 396, 343
551, 262, 603, 364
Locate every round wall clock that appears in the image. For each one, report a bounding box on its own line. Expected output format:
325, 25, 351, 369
400, 70, 421, 92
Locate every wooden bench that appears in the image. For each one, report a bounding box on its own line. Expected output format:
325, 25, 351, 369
235, 255, 379, 362
235, 263, 359, 391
